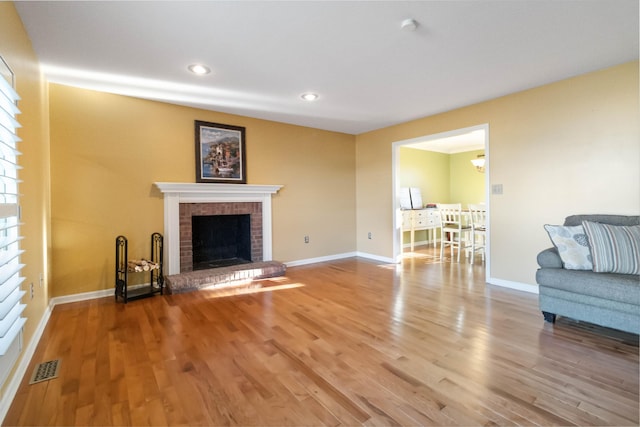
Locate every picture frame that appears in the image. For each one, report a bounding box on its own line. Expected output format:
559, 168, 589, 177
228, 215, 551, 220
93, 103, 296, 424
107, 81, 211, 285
195, 120, 246, 184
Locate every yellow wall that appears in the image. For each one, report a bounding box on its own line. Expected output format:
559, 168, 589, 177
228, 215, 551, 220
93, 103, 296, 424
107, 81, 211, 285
49, 84, 356, 296
356, 61, 639, 286
0, 2, 51, 400
398, 147, 449, 204
449, 149, 485, 206
398, 148, 446, 244
398, 147, 485, 207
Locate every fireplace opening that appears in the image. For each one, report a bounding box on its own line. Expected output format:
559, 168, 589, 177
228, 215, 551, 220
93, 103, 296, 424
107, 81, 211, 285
192, 214, 252, 270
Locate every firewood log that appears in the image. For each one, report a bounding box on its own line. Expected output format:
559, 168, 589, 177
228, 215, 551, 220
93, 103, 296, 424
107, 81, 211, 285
127, 259, 159, 272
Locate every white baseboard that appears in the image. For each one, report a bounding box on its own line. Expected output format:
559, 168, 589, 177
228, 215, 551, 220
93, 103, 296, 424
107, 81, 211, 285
284, 251, 396, 267
284, 252, 357, 267
487, 277, 539, 294
355, 252, 396, 264
49, 288, 113, 306
48, 283, 155, 307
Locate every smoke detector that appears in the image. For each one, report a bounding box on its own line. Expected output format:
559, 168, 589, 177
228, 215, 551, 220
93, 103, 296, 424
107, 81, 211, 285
401, 18, 418, 32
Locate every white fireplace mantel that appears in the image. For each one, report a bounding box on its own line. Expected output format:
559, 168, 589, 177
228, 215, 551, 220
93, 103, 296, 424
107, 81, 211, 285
154, 182, 283, 275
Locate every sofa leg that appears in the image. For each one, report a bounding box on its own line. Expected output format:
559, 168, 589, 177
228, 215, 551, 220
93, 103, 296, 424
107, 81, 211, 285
542, 311, 556, 323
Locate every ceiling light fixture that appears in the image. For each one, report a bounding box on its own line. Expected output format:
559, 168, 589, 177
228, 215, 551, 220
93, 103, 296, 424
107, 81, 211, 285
471, 155, 486, 173
401, 18, 418, 32
301, 92, 319, 101
188, 64, 211, 75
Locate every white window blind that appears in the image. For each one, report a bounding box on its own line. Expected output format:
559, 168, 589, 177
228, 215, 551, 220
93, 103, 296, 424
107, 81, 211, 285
0, 58, 25, 357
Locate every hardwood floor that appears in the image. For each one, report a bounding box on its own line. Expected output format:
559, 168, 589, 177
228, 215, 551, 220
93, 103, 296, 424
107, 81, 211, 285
4, 247, 639, 426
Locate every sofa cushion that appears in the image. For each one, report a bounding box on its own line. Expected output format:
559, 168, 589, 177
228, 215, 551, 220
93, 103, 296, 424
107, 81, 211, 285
538, 289, 640, 334
536, 268, 640, 305
582, 221, 640, 275
544, 224, 592, 270
539, 286, 640, 316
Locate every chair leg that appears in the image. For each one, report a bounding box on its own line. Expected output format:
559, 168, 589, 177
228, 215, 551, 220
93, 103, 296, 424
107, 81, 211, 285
470, 233, 475, 264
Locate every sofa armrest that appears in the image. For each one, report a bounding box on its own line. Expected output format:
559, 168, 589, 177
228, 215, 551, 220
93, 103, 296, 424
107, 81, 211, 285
537, 247, 563, 268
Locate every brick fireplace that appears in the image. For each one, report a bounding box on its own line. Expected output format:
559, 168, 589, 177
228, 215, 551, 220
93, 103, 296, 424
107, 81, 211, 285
180, 202, 262, 272
154, 183, 283, 275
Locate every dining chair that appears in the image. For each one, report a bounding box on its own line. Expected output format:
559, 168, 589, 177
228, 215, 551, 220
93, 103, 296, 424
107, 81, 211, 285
436, 203, 471, 262
468, 203, 487, 264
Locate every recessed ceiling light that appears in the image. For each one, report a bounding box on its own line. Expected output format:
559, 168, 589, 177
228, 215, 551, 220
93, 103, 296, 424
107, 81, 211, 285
188, 64, 211, 75
301, 92, 319, 101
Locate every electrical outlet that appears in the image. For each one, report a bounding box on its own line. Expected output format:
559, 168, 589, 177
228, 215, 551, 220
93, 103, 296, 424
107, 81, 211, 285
304, 235, 309, 244
368, 232, 372, 239
30, 282, 34, 299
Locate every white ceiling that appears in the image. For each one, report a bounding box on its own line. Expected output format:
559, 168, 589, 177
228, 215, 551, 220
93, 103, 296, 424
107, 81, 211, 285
15, 1, 639, 135
408, 128, 486, 154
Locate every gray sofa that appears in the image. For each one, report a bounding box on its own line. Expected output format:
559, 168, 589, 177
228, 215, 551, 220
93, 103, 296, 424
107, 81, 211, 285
536, 214, 640, 334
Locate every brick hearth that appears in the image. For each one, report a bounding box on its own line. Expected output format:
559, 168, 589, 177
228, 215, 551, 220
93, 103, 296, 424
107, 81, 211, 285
164, 260, 286, 294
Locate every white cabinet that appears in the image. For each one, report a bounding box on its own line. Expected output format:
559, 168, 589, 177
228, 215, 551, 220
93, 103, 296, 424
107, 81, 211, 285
402, 209, 440, 251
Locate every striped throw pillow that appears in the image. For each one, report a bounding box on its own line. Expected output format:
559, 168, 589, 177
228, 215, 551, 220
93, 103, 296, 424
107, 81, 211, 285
582, 221, 640, 275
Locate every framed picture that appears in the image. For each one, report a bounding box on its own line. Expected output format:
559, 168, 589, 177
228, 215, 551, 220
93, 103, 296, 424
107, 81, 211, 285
195, 120, 246, 183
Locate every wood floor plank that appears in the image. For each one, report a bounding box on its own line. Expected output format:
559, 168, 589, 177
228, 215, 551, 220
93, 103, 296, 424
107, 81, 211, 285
3, 247, 638, 426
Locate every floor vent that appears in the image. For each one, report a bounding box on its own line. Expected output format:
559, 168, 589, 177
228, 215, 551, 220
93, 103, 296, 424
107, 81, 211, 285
29, 359, 61, 384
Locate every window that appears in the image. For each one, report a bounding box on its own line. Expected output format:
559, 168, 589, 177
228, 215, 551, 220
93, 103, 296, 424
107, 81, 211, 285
0, 56, 25, 360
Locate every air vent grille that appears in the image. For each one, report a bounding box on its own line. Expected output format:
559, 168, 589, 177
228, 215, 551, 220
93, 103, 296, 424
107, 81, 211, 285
29, 359, 60, 384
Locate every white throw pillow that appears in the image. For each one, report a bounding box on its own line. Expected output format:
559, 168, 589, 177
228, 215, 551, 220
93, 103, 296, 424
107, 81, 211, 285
544, 224, 593, 270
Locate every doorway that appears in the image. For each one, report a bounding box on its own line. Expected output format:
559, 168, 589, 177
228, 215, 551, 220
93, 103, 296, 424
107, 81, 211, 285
391, 124, 490, 274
